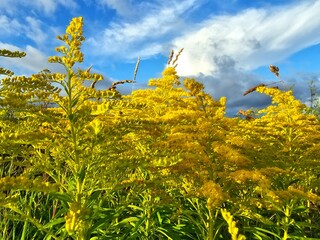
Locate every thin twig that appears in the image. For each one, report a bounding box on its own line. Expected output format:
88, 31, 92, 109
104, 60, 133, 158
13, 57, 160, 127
90, 79, 97, 89
167, 50, 174, 65
107, 80, 134, 91
133, 57, 140, 82
85, 65, 93, 73
172, 48, 184, 66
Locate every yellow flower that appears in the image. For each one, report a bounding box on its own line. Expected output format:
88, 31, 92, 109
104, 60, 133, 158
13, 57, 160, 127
221, 208, 246, 240
65, 201, 87, 235
199, 181, 226, 209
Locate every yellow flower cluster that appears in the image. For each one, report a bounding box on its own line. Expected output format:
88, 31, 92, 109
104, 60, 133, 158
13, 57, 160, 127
275, 186, 320, 203
183, 78, 204, 96
199, 181, 226, 209
48, 17, 85, 68
0, 67, 14, 76
230, 169, 270, 187
0, 176, 58, 193
148, 66, 180, 89
213, 144, 251, 168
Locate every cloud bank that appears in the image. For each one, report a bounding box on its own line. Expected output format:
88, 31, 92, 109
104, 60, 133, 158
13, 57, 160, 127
87, 0, 202, 59
174, 0, 320, 76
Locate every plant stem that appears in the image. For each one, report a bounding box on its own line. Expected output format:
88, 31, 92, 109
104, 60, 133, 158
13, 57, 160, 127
208, 208, 216, 240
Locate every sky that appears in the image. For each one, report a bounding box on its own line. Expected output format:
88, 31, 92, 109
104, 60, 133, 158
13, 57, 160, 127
1, 0, 320, 115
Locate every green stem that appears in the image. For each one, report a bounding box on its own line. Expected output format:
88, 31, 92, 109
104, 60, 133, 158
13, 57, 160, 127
282, 204, 291, 240
208, 210, 214, 240
65, 67, 89, 239
21, 220, 28, 240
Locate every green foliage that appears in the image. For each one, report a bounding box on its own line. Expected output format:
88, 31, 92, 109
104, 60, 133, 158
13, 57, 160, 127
1, 17, 320, 240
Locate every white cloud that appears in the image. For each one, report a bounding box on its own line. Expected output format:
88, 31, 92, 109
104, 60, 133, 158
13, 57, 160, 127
0, 15, 23, 36
26, 0, 57, 15
25, 17, 48, 46
173, 0, 320, 76
0, 0, 78, 16
88, 0, 320, 75
98, 0, 134, 17
0, 15, 49, 46
87, 0, 201, 59
0, 0, 78, 47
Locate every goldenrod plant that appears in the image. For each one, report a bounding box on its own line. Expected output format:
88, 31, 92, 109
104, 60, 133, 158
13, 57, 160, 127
0, 17, 320, 240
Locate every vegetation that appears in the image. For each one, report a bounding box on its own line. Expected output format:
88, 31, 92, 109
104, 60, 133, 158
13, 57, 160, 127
0, 17, 320, 240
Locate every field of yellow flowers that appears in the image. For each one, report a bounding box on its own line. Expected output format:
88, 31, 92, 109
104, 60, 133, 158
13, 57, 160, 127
0, 17, 319, 240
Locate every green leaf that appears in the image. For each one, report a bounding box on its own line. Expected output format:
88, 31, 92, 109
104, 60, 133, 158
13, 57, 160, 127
128, 204, 144, 212
87, 190, 102, 208
50, 192, 73, 203
43, 218, 65, 229
116, 216, 139, 226
157, 211, 163, 225
245, 227, 281, 239
79, 165, 86, 182
293, 205, 307, 213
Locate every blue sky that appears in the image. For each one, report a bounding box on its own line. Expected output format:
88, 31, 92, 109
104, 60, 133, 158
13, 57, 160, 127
1, 0, 320, 115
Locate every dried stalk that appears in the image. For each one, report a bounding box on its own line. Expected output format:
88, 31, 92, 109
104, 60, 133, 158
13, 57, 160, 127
167, 50, 174, 65
107, 80, 134, 90
269, 65, 279, 77
243, 84, 266, 96
133, 57, 140, 82
172, 48, 184, 66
